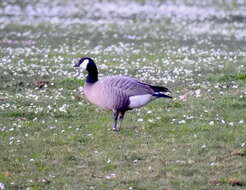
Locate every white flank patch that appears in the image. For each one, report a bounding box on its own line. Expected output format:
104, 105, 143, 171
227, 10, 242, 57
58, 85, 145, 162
128, 94, 155, 109
81, 59, 89, 69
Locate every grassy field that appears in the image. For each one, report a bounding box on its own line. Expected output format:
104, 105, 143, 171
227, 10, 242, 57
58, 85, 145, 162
0, 0, 246, 189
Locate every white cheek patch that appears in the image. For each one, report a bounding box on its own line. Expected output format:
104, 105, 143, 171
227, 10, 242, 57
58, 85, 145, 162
128, 94, 156, 109
81, 59, 89, 69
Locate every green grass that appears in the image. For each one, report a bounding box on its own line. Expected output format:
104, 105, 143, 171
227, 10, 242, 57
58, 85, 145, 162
219, 73, 246, 82
1, 0, 246, 189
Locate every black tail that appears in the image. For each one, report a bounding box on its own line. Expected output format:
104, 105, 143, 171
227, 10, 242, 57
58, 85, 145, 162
150, 85, 170, 93
153, 93, 172, 99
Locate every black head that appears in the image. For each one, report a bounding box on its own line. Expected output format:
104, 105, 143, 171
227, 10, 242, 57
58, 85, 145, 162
74, 57, 98, 83
74, 57, 97, 72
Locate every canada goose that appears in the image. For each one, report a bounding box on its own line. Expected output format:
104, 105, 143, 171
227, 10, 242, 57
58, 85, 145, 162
74, 57, 172, 131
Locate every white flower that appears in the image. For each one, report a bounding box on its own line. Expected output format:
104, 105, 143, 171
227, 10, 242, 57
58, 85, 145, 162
201, 144, 206, 149
178, 120, 186, 124
179, 95, 187, 101
209, 121, 214, 125
210, 162, 216, 166
239, 120, 244, 124
59, 104, 69, 112
188, 159, 194, 164
176, 160, 186, 164
105, 173, 116, 179
195, 89, 201, 97
137, 118, 143, 122
148, 119, 154, 123
228, 122, 234, 126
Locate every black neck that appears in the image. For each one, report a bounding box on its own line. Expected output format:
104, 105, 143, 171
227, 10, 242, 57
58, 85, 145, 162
86, 70, 98, 83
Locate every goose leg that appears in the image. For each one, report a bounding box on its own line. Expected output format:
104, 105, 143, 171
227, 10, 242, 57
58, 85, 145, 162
112, 110, 119, 131
117, 111, 126, 131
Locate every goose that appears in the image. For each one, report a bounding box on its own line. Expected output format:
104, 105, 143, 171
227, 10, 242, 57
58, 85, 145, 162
74, 57, 172, 131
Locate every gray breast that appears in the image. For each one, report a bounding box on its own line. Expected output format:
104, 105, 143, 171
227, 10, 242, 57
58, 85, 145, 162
84, 80, 129, 110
